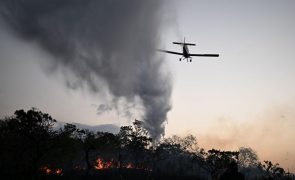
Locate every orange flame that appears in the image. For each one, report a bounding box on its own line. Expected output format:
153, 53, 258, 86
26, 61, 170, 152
95, 158, 115, 169
40, 166, 63, 175
94, 158, 150, 171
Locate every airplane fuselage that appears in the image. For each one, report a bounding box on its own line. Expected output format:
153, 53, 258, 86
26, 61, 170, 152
183, 45, 190, 58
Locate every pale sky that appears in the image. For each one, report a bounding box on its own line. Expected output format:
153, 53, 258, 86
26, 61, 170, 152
165, 0, 295, 172
0, 0, 295, 172
166, 0, 295, 134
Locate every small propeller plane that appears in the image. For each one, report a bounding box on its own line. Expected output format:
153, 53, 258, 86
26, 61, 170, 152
158, 38, 219, 62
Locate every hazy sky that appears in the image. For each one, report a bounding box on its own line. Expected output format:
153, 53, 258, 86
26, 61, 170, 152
0, 0, 294, 172
165, 0, 295, 172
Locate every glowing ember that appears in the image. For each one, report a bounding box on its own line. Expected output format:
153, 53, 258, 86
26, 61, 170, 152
55, 169, 63, 175
94, 158, 151, 171
95, 158, 115, 169
126, 163, 134, 169
40, 166, 63, 175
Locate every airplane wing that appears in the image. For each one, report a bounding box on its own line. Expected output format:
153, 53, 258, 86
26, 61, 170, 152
157, 49, 183, 56
189, 53, 219, 57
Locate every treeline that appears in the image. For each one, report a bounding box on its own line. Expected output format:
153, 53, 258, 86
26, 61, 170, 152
0, 108, 293, 180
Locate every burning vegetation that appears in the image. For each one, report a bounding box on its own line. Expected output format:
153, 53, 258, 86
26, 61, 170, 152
95, 158, 114, 170
0, 108, 293, 180
94, 158, 149, 171
40, 166, 63, 176
39, 158, 144, 176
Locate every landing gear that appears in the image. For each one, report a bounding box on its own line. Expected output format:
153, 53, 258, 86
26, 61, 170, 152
179, 57, 192, 62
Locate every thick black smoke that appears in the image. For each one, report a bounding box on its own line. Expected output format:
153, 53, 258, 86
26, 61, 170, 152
0, 0, 172, 140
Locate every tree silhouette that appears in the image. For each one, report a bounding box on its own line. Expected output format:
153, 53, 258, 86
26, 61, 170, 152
118, 120, 152, 168
199, 149, 239, 178
0, 108, 293, 180
238, 147, 259, 168
0, 108, 57, 179
259, 160, 286, 179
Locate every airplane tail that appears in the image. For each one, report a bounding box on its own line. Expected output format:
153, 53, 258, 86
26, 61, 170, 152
173, 37, 196, 46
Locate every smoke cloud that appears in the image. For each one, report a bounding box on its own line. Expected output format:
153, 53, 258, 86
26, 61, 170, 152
0, 0, 173, 140
96, 104, 112, 116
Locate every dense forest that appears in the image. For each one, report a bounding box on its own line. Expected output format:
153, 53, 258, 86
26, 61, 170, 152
0, 108, 293, 180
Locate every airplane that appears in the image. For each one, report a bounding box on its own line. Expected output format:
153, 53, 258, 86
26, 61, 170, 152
158, 38, 219, 62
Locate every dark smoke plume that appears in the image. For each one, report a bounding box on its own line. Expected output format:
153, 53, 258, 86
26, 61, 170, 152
96, 104, 112, 116
0, 0, 172, 140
